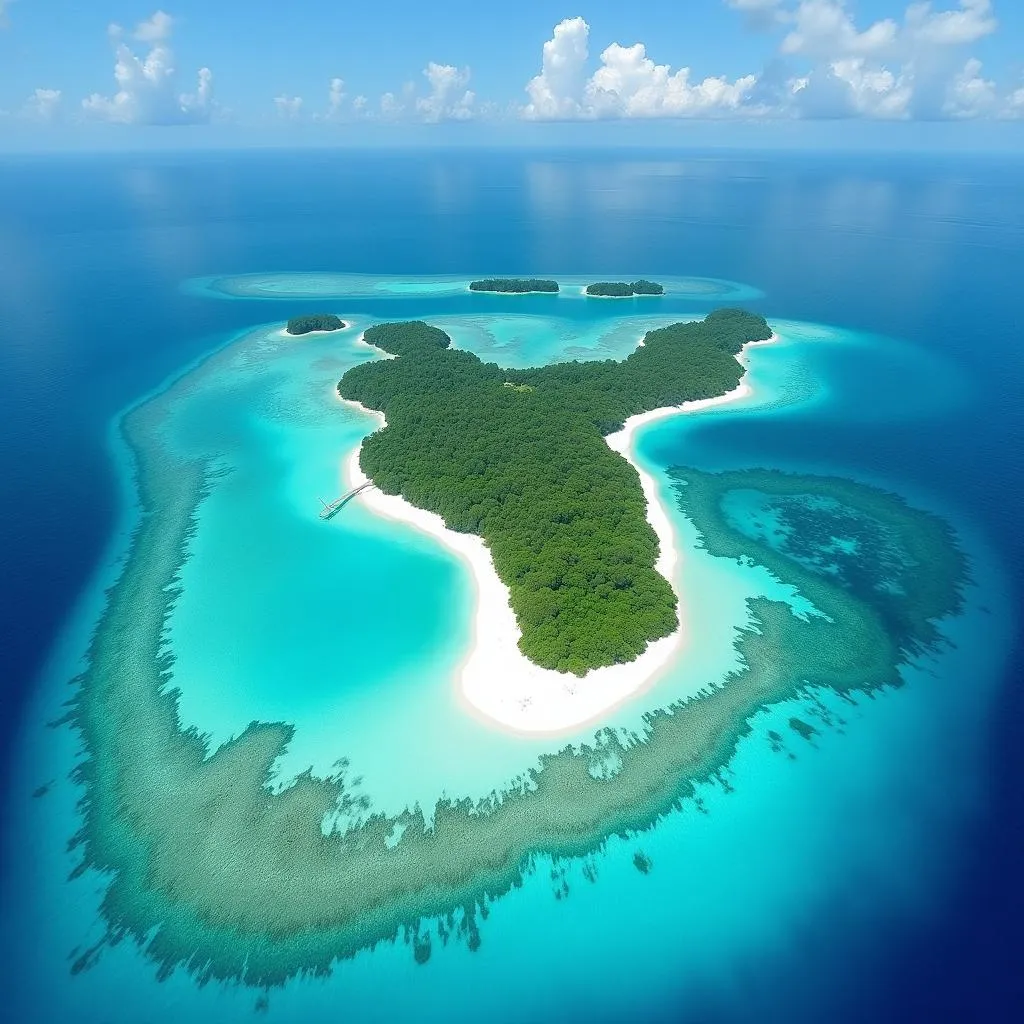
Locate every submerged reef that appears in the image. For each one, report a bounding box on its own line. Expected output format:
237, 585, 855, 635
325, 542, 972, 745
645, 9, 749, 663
68, 314, 967, 991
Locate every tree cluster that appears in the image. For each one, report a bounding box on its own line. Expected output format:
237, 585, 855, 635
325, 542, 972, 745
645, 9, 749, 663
469, 279, 560, 293
586, 280, 665, 296
286, 314, 346, 335
338, 310, 772, 674
631, 279, 664, 295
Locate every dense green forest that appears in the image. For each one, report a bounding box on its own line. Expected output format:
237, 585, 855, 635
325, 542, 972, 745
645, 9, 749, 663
586, 282, 634, 296
586, 280, 665, 296
469, 278, 560, 293
631, 279, 664, 295
286, 314, 346, 335
338, 308, 772, 674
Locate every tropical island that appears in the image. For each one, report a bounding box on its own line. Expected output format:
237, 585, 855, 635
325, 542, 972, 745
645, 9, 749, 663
469, 278, 560, 293
64, 287, 971, 989
286, 313, 347, 335
338, 308, 772, 674
586, 280, 665, 297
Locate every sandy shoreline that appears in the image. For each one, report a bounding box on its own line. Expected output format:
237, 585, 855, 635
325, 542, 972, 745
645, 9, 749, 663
338, 331, 778, 736
278, 323, 350, 340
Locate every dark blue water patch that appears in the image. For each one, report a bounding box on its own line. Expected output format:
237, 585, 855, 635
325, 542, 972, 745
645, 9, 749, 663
2, 149, 1023, 1022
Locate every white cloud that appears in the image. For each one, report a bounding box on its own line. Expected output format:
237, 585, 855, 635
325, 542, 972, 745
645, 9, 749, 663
274, 95, 303, 120
312, 78, 347, 122
780, 1, 898, 58
378, 81, 417, 119
371, 66, 475, 122
942, 57, 997, 117
524, 17, 591, 119
587, 43, 758, 117
379, 91, 402, 118
793, 59, 912, 118
721, 0, 1007, 120
24, 88, 62, 122
328, 77, 345, 116
415, 63, 475, 122
83, 11, 215, 125
905, 0, 996, 46
0, 0, 14, 29
134, 10, 174, 43
1005, 85, 1024, 120
523, 18, 760, 120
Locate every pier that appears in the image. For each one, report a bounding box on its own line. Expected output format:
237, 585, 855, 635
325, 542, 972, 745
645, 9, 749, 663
319, 482, 373, 519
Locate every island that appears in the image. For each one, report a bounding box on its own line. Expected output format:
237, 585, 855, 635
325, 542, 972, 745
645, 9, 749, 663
285, 313, 346, 335
338, 308, 771, 674
66, 290, 970, 988
631, 279, 664, 295
469, 278, 560, 293
586, 280, 665, 297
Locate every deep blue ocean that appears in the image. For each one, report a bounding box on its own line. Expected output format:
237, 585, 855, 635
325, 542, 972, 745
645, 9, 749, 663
1, 149, 1022, 1022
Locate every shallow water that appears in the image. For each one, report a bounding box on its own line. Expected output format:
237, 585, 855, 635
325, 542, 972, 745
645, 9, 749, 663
2, 151, 1021, 1024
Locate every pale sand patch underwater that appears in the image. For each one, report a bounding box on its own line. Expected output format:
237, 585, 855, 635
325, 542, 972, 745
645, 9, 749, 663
340, 334, 779, 735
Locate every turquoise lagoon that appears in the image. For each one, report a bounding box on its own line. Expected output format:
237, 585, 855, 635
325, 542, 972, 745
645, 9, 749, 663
5, 274, 1011, 1023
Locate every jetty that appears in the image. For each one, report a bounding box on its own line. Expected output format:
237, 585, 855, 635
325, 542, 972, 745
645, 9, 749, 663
319, 482, 373, 519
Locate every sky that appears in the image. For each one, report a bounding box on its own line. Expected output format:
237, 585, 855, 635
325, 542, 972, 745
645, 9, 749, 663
1, 0, 1023, 150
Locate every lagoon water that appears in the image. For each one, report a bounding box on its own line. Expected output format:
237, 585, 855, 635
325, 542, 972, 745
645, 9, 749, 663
1, 150, 1022, 1023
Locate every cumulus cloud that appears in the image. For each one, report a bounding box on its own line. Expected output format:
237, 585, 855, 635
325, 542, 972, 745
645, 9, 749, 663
941, 57, 997, 118
24, 88, 62, 122
587, 43, 758, 117
1005, 84, 1024, 120
905, 0, 996, 46
524, 16, 591, 119
720, 0, 1013, 120
793, 59, 912, 118
134, 10, 174, 43
311, 78, 347, 122
372, 65, 476, 122
328, 77, 345, 116
780, 1, 899, 57
523, 18, 760, 120
83, 11, 216, 125
415, 63, 475, 122
274, 95, 303, 120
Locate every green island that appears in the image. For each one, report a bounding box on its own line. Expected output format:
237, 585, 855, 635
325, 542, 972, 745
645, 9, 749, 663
586, 280, 664, 297
286, 313, 347, 335
338, 309, 771, 673
469, 278, 560, 293
69, 325, 968, 992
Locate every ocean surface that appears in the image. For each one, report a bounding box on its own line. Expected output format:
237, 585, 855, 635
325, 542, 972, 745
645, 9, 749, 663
1, 149, 1022, 1022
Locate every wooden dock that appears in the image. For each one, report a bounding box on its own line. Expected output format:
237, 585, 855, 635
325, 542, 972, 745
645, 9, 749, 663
319, 482, 373, 519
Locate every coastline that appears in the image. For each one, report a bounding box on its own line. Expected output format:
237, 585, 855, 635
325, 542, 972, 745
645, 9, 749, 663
340, 331, 778, 736
279, 323, 349, 339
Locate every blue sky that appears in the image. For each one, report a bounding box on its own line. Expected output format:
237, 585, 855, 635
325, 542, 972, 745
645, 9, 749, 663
2, 1, 1023, 149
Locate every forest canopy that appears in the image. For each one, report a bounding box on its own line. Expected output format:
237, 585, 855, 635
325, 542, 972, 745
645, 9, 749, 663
286, 314, 346, 335
469, 279, 560, 293
338, 308, 772, 675
586, 280, 665, 296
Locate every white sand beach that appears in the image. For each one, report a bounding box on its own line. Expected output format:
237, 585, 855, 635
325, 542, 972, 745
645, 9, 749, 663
278, 323, 350, 340
339, 331, 778, 736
